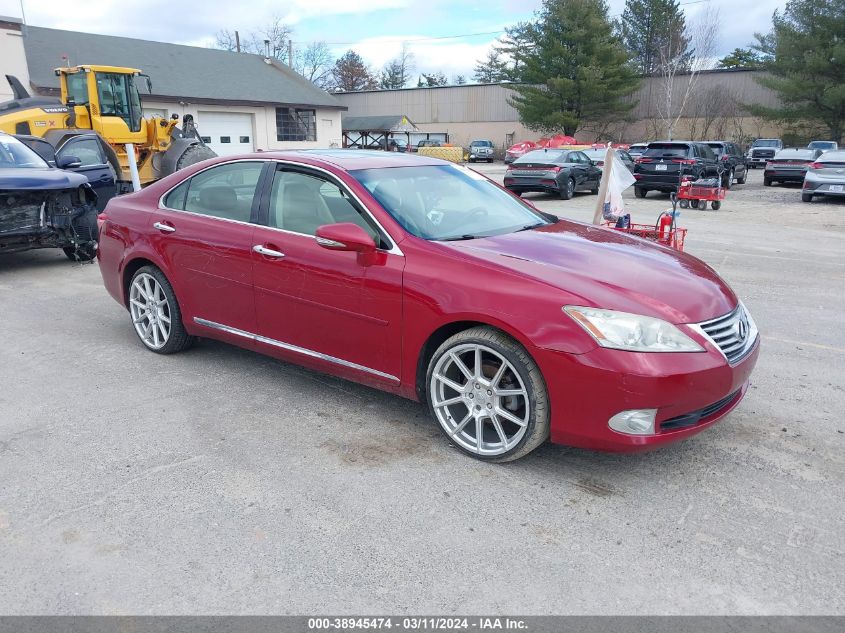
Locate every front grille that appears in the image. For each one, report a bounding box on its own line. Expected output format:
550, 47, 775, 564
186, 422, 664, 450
694, 303, 758, 365
752, 149, 775, 158
660, 390, 740, 432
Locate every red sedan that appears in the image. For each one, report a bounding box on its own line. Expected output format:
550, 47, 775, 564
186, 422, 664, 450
97, 150, 759, 461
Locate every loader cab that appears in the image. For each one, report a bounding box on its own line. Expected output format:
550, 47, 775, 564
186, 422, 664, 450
57, 65, 146, 144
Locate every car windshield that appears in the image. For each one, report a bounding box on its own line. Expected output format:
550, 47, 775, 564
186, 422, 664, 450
0, 136, 49, 169
471, 141, 493, 147
515, 150, 568, 163
808, 142, 836, 149
644, 144, 690, 158
351, 164, 552, 241
753, 140, 780, 147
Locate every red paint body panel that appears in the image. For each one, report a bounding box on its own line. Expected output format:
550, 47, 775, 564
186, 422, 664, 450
97, 150, 760, 452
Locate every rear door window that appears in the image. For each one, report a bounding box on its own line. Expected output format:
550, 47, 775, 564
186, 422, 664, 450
644, 144, 690, 158
166, 161, 264, 222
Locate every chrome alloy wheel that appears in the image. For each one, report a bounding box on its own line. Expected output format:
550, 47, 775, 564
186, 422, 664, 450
129, 272, 172, 350
430, 343, 530, 456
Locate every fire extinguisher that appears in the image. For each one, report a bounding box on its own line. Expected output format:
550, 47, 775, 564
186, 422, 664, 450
657, 210, 679, 241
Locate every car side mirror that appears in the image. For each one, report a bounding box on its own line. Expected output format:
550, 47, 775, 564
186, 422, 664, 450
315, 223, 377, 254
57, 155, 82, 169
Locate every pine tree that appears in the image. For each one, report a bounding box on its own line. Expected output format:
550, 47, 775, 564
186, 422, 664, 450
752, 0, 845, 141
509, 0, 640, 136
619, 0, 691, 75
473, 49, 508, 83
717, 48, 762, 69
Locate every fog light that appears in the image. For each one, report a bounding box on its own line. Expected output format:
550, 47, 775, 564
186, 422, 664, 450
608, 409, 657, 435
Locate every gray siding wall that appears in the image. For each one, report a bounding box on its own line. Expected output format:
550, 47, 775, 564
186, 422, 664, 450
337, 71, 780, 124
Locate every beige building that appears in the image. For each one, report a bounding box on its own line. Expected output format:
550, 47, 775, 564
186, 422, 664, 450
0, 18, 345, 154
336, 71, 784, 149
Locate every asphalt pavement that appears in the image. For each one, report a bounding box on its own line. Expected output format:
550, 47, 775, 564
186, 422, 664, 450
0, 166, 843, 614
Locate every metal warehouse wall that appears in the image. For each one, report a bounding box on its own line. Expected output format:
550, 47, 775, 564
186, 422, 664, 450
336, 70, 781, 146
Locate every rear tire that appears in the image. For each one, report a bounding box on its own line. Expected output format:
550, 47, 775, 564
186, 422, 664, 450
711, 200, 721, 210
129, 266, 194, 355
764, 177, 772, 186
175, 144, 217, 171
560, 178, 575, 200
723, 169, 733, 189
63, 244, 96, 262
690, 199, 700, 209
802, 193, 813, 202
679, 199, 690, 209
736, 170, 747, 185
426, 326, 549, 462
634, 187, 647, 198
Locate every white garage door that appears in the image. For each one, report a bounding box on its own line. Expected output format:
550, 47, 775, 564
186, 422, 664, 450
198, 111, 255, 156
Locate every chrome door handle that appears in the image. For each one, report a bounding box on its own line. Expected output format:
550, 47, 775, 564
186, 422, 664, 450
153, 222, 176, 233
253, 245, 285, 258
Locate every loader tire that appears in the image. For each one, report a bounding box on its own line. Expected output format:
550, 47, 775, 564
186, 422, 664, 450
175, 144, 217, 171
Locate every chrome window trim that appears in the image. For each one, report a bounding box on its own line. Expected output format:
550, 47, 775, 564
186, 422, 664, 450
157, 157, 404, 257
194, 317, 399, 383
156, 158, 266, 227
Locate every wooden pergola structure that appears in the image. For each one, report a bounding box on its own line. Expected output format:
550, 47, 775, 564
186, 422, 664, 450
341, 115, 420, 150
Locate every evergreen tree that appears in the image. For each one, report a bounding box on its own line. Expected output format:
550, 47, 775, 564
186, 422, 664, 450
509, 0, 640, 136
717, 48, 762, 69
473, 49, 508, 83
379, 44, 414, 89
619, 0, 691, 75
495, 21, 536, 81
752, 0, 845, 141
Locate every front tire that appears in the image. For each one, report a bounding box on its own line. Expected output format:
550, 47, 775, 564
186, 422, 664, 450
426, 326, 549, 462
560, 178, 575, 200
129, 266, 194, 354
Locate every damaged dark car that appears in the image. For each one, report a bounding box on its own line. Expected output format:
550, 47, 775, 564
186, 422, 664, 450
0, 132, 98, 261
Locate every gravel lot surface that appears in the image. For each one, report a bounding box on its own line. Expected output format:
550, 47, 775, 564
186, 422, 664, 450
0, 164, 843, 614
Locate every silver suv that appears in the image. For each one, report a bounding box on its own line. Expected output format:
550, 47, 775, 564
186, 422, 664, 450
468, 140, 495, 163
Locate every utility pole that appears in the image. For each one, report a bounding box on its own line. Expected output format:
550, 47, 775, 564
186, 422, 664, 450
235, 30, 240, 53
288, 40, 293, 67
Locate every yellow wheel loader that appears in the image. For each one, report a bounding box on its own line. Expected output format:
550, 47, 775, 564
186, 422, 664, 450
0, 65, 216, 189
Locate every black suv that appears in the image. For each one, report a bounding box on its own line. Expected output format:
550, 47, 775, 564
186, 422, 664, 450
704, 141, 747, 188
633, 141, 720, 198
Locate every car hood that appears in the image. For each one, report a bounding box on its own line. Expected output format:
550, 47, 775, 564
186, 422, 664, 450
439, 220, 737, 324
0, 167, 89, 191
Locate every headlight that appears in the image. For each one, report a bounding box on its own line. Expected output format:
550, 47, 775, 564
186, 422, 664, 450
564, 306, 705, 352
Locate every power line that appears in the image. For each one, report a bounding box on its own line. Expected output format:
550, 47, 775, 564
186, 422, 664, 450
294, 0, 719, 47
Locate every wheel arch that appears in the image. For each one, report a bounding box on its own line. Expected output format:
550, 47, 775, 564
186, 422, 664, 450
414, 318, 534, 402
121, 256, 160, 309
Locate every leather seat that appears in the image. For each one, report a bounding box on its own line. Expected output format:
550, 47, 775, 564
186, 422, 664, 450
197, 186, 241, 219
280, 182, 335, 235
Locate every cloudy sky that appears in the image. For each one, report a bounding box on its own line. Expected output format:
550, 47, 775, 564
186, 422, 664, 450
0, 0, 787, 81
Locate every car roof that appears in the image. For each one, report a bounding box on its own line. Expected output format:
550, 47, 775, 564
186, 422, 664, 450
774, 148, 816, 157
212, 149, 451, 170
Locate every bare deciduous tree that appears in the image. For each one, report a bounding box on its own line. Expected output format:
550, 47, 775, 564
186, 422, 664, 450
654, 7, 721, 139
295, 42, 336, 90
214, 16, 293, 62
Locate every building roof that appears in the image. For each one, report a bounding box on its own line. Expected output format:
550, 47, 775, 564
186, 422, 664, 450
21, 25, 342, 109
341, 115, 418, 133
